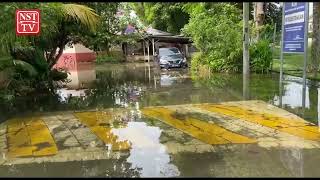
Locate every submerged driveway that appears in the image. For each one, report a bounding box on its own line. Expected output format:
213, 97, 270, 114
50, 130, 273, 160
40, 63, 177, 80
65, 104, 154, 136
1, 100, 320, 177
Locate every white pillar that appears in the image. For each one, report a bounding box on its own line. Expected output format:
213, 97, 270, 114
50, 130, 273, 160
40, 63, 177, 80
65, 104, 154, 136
152, 38, 155, 56
143, 40, 146, 60
243, 2, 250, 76
147, 40, 150, 63
243, 2, 250, 100
148, 63, 151, 84
185, 44, 189, 58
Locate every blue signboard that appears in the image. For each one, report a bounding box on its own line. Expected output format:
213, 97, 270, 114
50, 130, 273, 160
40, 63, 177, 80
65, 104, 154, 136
283, 2, 307, 53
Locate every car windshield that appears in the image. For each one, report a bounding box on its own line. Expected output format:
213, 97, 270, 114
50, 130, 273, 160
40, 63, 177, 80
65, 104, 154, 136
159, 48, 181, 56
165, 54, 183, 59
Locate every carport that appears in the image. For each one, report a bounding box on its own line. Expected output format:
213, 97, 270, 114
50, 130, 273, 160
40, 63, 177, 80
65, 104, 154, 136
140, 32, 192, 63
141, 34, 192, 63
122, 26, 192, 62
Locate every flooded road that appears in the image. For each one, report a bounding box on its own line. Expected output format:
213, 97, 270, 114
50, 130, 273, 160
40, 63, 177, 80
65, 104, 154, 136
1, 62, 320, 177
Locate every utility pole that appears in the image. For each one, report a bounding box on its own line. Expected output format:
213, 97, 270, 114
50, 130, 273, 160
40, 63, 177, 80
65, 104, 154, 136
302, 3, 309, 110
279, 3, 285, 107
243, 2, 250, 100
243, 2, 250, 76
271, 22, 277, 71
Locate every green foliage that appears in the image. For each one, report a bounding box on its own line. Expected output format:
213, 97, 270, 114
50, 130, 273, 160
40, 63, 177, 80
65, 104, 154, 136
119, 3, 145, 31
0, 56, 14, 71
251, 23, 279, 43
190, 52, 204, 72
96, 51, 125, 64
183, 3, 243, 73
0, 3, 99, 95
50, 69, 68, 81
0, 3, 99, 55
80, 3, 120, 52
250, 40, 273, 73
184, 3, 274, 74
13, 60, 38, 77
131, 3, 189, 34
181, 3, 206, 15
258, 24, 274, 42
82, 2, 146, 53
264, 3, 282, 33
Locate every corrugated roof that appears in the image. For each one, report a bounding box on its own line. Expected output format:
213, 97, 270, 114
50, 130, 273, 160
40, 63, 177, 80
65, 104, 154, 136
145, 27, 172, 36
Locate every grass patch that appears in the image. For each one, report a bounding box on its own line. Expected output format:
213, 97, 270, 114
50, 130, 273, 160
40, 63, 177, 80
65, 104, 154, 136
271, 40, 320, 81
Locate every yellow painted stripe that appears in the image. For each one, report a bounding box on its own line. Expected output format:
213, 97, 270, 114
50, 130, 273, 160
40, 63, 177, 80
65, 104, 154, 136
141, 107, 256, 145
7, 122, 33, 158
25, 118, 58, 156
7, 117, 58, 158
196, 104, 320, 141
74, 111, 131, 151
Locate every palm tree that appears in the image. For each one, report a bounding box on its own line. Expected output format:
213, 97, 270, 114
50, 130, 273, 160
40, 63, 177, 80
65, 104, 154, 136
0, 3, 99, 90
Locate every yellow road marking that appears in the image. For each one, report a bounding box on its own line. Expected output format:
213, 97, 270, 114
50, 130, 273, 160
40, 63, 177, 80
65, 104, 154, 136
7, 117, 58, 158
195, 104, 320, 141
74, 111, 131, 151
141, 107, 256, 145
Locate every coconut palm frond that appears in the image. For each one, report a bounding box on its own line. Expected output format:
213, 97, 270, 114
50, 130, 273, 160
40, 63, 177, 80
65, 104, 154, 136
61, 4, 100, 32
0, 56, 14, 71
13, 60, 38, 77
0, 31, 31, 55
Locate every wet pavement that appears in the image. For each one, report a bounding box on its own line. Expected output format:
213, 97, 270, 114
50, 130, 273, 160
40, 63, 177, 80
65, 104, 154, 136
1, 63, 320, 177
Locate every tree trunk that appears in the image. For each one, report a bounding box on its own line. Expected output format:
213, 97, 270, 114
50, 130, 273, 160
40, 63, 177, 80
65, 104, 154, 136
106, 41, 110, 55
255, 2, 265, 40
311, 2, 320, 79
49, 45, 64, 70
122, 43, 127, 62
253, 2, 257, 25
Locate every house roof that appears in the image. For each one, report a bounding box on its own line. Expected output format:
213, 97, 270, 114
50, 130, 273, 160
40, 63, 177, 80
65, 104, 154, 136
123, 24, 192, 44
145, 27, 172, 36
142, 26, 192, 44
141, 35, 192, 44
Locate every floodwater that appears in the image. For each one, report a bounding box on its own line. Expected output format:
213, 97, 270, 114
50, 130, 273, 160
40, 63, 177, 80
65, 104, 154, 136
2, 62, 320, 177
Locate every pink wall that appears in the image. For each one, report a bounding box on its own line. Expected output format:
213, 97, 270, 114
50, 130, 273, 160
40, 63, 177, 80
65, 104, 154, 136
54, 44, 97, 89
55, 53, 96, 71
54, 44, 96, 71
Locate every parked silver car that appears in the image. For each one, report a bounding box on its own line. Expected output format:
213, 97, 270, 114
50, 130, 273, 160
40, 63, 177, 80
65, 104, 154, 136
155, 47, 188, 69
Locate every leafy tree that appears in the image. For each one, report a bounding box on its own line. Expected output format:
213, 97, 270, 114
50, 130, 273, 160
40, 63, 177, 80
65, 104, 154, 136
183, 3, 243, 72
80, 2, 144, 58
263, 3, 282, 33
131, 3, 189, 34
79, 2, 120, 53
183, 2, 273, 73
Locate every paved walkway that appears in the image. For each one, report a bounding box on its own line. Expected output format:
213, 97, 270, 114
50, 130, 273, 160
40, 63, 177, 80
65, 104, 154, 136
1, 100, 320, 166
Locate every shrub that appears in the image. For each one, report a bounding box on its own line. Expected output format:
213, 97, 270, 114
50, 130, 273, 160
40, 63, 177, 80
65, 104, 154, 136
96, 50, 125, 64
249, 40, 273, 73
183, 3, 243, 73
190, 52, 205, 72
